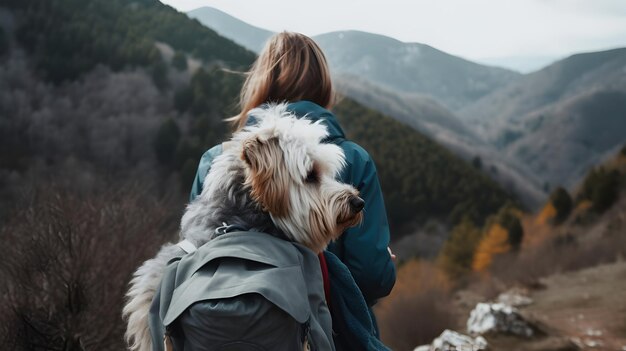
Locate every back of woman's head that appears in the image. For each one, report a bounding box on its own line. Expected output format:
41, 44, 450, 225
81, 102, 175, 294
232, 32, 334, 130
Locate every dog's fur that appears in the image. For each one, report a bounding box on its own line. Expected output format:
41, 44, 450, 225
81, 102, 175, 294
123, 104, 363, 351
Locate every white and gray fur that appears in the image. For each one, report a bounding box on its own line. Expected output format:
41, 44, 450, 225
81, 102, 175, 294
123, 104, 362, 351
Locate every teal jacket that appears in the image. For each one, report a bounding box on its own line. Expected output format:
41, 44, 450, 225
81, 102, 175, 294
190, 101, 396, 306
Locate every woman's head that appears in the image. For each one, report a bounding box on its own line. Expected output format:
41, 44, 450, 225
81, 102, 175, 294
232, 32, 334, 130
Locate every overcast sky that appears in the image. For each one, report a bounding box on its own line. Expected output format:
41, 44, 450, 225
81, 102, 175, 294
161, 0, 626, 71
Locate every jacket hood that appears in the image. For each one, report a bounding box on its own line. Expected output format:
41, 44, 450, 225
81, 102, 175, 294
248, 101, 346, 142
287, 101, 346, 142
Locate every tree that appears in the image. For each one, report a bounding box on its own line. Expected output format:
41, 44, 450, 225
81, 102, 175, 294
150, 61, 170, 91
578, 167, 621, 213
174, 86, 194, 112
174, 138, 203, 170
549, 187, 573, 224
172, 51, 188, 71
153, 118, 181, 168
472, 223, 511, 272
0, 184, 177, 349
438, 217, 482, 280
499, 209, 523, 250
472, 156, 482, 170
0, 27, 8, 57
472, 206, 523, 272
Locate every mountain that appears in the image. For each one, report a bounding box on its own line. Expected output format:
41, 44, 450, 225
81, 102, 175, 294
475, 55, 560, 74
186, 6, 626, 197
460, 48, 626, 188
334, 74, 545, 207
314, 31, 521, 111
334, 74, 476, 141
186, 7, 522, 112
187, 7, 272, 53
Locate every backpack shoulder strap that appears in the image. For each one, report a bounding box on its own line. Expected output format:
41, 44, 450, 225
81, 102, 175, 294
318, 253, 331, 307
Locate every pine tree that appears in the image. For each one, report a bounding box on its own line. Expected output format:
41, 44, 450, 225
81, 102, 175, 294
438, 217, 482, 279
153, 118, 181, 168
549, 187, 573, 224
172, 51, 188, 71
579, 167, 621, 213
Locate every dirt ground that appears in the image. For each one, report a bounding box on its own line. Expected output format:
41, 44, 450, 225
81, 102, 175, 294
455, 261, 626, 351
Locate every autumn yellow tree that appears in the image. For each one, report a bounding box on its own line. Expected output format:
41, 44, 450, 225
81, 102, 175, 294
535, 202, 556, 225
472, 223, 511, 272
472, 206, 524, 272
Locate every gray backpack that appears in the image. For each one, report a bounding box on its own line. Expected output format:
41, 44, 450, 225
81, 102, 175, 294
148, 231, 335, 351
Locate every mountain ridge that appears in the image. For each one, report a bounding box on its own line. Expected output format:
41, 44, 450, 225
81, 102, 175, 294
187, 6, 272, 53
460, 47, 626, 188
187, 6, 522, 111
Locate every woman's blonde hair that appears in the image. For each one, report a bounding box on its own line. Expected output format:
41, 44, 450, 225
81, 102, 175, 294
230, 31, 334, 130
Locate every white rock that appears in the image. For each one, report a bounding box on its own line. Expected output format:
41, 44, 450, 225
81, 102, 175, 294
571, 337, 583, 348
497, 289, 533, 307
467, 302, 534, 337
414, 329, 488, 351
584, 339, 603, 348
585, 328, 603, 337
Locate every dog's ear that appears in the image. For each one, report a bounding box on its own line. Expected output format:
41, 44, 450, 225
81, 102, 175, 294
242, 137, 290, 217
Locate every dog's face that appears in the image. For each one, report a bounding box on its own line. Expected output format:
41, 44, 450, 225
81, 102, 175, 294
239, 105, 363, 253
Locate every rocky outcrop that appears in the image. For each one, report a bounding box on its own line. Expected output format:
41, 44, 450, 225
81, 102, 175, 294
467, 302, 534, 337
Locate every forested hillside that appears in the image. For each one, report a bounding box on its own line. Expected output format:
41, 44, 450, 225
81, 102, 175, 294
0, 1, 250, 348
0, 0, 253, 202
333, 99, 513, 230
5, 0, 254, 83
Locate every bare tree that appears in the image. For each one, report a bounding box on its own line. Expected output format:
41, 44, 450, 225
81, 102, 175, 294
0, 181, 179, 350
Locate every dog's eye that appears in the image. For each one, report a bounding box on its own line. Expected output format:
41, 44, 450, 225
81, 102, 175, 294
305, 169, 319, 184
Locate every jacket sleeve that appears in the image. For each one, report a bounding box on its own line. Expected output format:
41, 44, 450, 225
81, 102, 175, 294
330, 142, 396, 305
189, 144, 223, 202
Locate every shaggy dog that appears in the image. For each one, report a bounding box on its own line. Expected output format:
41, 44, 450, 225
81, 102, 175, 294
123, 103, 364, 351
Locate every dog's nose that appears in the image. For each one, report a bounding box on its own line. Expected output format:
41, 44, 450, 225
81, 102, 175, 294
349, 196, 365, 213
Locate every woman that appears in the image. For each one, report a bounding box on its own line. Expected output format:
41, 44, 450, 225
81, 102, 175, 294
190, 32, 396, 348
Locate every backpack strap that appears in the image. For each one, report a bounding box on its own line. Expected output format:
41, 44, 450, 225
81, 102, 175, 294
318, 253, 331, 307
177, 240, 197, 254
